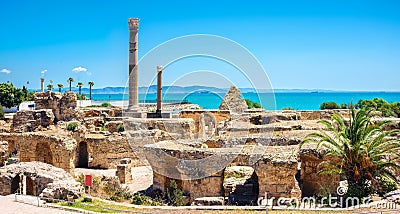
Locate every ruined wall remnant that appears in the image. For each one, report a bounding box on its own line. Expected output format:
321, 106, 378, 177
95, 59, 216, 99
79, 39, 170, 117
299, 143, 340, 197
179, 110, 230, 138
12, 109, 55, 132
85, 133, 142, 169
34, 91, 80, 121
0, 132, 76, 172
146, 141, 302, 203
219, 86, 248, 114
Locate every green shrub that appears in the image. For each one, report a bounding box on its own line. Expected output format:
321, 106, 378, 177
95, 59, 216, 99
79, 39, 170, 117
117, 124, 125, 132
282, 107, 294, 110
101, 102, 111, 107
378, 177, 398, 196
167, 180, 185, 206
245, 99, 262, 109
0, 104, 4, 120
77, 94, 88, 100
66, 122, 79, 131
320, 101, 340, 110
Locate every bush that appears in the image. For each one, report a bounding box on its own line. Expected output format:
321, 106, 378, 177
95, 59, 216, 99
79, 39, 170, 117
378, 177, 398, 196
77, 94, 88, 100
320, 101, 340, 110
101, 102, 111, 107
0, 104, 4, 120
245, 99, 262, 109
282, 107, 294, 110
356, 98, 399, 117
66, 122, 79, 131
167, 180, 185, 206
117, 124, 125, 132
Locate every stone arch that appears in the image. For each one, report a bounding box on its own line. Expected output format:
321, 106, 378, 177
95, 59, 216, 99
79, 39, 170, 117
11, 175, 20, 194
26, 176, 35, 196
76, 142, 89, 168
35, 141, 53, 165
223, 166, 259, 205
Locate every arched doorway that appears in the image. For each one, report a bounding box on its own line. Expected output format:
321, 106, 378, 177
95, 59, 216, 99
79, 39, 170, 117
77, 142, 88, 168
35, 142, 53, 165
11, 175, 20, 194
26, 176, 35, 196
223, 166, 259, 205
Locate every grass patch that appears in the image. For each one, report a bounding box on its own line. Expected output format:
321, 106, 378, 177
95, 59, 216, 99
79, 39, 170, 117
56, 197, 137, 213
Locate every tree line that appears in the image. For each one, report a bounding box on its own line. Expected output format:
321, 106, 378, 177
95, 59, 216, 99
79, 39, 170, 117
0, 78, 95, 110
320, 98, 400, 118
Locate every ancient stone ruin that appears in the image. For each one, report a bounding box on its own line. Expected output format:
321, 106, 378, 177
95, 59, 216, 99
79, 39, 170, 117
1, 85, 396, 206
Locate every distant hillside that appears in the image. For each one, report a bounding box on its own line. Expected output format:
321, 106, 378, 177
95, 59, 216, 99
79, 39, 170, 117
30, 86, 334, 94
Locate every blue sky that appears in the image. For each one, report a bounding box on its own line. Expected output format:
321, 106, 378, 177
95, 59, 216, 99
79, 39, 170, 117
0, 0, 399, 91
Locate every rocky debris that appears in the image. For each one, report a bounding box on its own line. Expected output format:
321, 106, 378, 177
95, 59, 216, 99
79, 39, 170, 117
0, 162, 82, 199
194, 197, 225, 206
82, 107, 122, 118
12, 109, 55, 133
219, 86, 248, 114
0, 119, 11, 133
105, 121, 124, 133
0, 141, 8, 162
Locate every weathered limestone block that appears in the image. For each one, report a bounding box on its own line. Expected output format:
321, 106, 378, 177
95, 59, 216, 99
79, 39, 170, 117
116, 158, 133, 184
12, 109, 55, 132
219, 86, 248, 114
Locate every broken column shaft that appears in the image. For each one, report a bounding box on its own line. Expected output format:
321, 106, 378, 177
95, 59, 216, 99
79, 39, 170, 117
156, 66, 163, 114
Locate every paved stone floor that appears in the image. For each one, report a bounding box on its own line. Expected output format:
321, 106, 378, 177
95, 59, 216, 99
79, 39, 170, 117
0, 194, 76, 213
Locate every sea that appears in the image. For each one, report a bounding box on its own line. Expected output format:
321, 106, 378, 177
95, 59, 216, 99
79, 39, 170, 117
91, 92, 400, 110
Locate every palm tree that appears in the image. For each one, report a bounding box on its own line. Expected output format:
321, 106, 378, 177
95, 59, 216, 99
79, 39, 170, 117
67, 77, 74, 92
302, 108, 400, 198
57, 84, 64, 93
88, 81, 94, 100
47, 84, 54, 91
77, 82, 83, 95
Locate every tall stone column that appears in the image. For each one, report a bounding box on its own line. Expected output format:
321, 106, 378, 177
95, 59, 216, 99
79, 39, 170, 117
128, 18, 139, 110
156, 66, 163, 114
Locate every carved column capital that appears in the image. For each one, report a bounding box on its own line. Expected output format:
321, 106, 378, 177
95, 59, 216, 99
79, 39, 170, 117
128, 18, 139, 31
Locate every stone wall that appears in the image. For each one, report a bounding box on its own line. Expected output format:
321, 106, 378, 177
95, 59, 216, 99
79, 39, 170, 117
179, 110, 230, 138
34, 91, 81, 121
300, 144, 340, 197
0, 133, 76, 172
147, 141, 301, 203
85, 133, 142, 169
